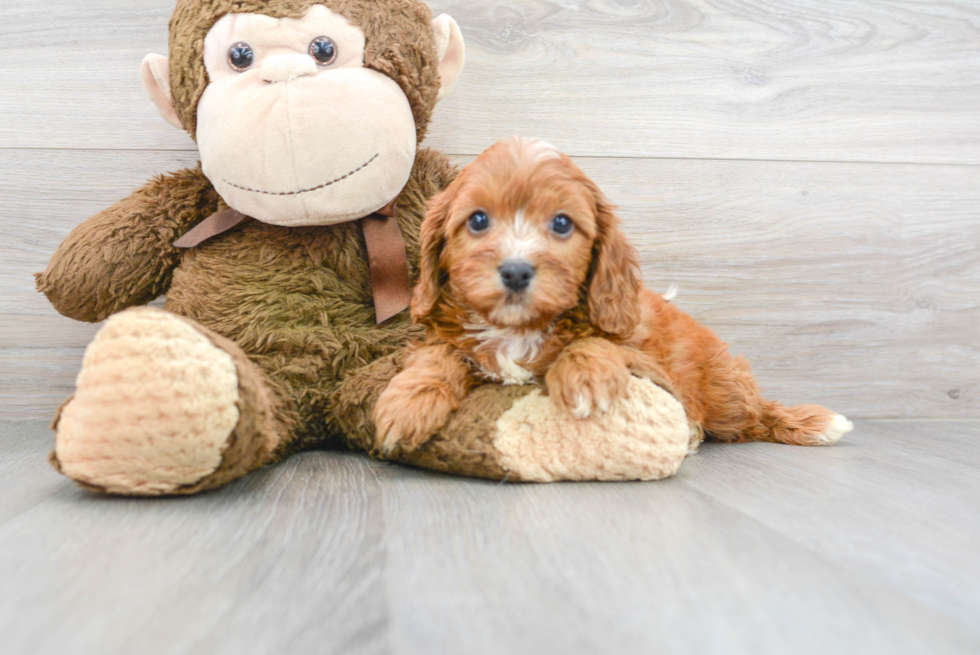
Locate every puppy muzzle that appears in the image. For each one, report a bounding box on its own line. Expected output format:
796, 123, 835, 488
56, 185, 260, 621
499, 259, 535, 293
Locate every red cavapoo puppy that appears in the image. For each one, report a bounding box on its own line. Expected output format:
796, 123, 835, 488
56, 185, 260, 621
373, 137, 852, 454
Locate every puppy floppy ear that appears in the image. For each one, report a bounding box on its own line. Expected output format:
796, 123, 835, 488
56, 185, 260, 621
587, 188, 643, 339
412, 186, 454, 323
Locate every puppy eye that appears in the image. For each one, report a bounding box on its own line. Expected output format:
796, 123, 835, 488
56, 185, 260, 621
551, 214, 574, 236
309, 36, 338, 65
228, 42, 255, 72
467, 211, 490, 234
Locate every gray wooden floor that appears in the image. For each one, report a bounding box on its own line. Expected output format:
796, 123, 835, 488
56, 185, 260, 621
1, 420, 977, 655
2, 1, 978, 653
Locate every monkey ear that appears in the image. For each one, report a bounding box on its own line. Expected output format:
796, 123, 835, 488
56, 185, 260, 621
587, 191, 643, 339
431, 15, 465, 102
411, 186, 455, 323
141, 54, 182, 130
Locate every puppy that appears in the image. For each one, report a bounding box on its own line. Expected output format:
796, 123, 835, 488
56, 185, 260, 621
373, 137, 852, 454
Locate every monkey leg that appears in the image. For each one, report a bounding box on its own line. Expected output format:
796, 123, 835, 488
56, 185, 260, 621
334, 355, 695, 482
50, 307, 293, 495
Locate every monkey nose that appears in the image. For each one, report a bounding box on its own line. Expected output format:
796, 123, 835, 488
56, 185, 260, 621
499, 260, 536, 293
260, 54, 318, 83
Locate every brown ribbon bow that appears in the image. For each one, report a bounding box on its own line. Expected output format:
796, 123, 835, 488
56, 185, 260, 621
360, 200, 412, 323
173, 201, 412, 324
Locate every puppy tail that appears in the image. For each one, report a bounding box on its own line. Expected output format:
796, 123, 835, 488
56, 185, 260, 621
761, 403, 854, 446
708, 357, 853, 446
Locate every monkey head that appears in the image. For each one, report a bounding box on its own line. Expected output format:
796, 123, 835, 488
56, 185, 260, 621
141, 0, 465, 227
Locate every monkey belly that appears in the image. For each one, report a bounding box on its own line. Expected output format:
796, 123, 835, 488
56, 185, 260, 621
164, 219, 423, 447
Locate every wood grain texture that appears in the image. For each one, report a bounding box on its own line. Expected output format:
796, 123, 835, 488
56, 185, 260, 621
3, 149, 976, 419
0, 423, 390, 655
3, 1, 978, 651
1, 0, 979, 163
683, 420, 980, 628
1, 419, 978, 654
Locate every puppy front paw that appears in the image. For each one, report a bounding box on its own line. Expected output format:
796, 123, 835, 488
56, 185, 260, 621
372, 381, 459, 456
546, 342, 631, 419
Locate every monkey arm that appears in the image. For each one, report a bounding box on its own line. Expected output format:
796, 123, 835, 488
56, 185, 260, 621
36, 165, 220, 323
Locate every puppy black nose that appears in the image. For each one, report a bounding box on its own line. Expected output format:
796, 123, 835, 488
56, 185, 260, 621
499, 260, 536, 293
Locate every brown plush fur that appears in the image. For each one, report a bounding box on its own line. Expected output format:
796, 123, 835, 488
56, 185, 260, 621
168, 0, 443, 140
375, 139, 847, 452
36, 0, 488, 493
176, 317, 292, 493
38, 148, 453, 464
334, 353, 531, 479
35, 166, 221, 323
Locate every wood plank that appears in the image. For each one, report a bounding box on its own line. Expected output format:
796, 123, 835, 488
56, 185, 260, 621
2, 419, 979, 654
683, 421, 980, 627
3, 149, 977, 419
375, 426, 980, 654
2, 0, 979, 163
0, 422, 64, 527
584, 156, 980, 419
0, 347, 82, 424
0, 429, 391, 655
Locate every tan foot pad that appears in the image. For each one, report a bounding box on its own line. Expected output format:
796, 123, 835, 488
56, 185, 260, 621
55, 308, 240, 494
494, 377, 690, 482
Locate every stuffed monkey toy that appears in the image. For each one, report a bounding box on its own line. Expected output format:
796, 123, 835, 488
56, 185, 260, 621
36, 0, 692, 495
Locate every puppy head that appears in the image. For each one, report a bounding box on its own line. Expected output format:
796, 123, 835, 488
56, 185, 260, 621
413, 137, 642, 337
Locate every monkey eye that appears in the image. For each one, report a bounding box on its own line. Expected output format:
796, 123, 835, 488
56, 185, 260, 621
551, 214, 574, 236
309, 36, 338, 65
467, 211, 490, 234
228, 42, 255, 72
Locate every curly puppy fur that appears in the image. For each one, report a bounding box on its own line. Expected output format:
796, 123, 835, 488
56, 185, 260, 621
374, 138, 853, 453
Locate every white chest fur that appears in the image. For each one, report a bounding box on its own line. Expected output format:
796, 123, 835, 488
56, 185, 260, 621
464, 321, 547, 385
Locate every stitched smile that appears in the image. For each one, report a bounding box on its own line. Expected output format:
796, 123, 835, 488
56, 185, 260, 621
222, 153, 379, 196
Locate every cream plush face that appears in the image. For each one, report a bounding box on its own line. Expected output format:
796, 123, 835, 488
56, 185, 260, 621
196, 5, 417, 226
